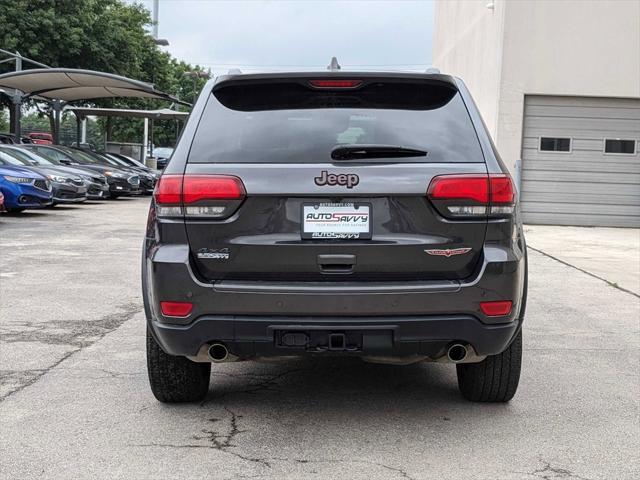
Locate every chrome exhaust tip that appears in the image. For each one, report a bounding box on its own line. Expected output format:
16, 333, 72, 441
208, 343, 229, 363
447, 343, 468, 363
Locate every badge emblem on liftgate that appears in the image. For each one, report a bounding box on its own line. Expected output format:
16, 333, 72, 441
424, 247, 472, 258
314, 170, 359, 189
197, 248, 230, 260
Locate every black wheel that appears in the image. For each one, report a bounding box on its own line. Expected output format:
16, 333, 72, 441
110, 194, 120, 199
456, 330, 522, 402
146, 327, 211, 403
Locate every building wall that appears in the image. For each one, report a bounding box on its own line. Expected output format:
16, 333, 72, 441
433, 0, 640, 174
433, 0, 506, 140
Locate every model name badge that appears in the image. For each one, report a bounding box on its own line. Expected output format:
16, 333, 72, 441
314, 170, 359, 189
197, 248, 230, 260
424, 247, 472, 258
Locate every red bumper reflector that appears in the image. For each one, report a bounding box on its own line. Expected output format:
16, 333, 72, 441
160, 301, 193, 317
480, 301, 513, 317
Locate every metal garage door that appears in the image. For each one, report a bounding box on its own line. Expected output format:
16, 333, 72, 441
520, 95, 640, 227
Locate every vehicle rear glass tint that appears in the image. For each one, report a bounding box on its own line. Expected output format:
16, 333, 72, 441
189, 79, 484, 164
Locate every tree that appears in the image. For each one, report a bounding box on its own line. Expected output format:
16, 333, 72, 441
0, 0, 206, 145
0, 108, 7, 132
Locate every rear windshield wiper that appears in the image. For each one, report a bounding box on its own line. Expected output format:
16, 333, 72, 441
331, 144, 427, 160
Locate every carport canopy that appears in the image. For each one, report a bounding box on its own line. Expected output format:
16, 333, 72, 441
0, 68, 189, 141
0, 68, 183, 103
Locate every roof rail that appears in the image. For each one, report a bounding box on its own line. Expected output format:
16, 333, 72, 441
326, 57, 341, 71
227, 68, 242, 75
425, 67, 441, 74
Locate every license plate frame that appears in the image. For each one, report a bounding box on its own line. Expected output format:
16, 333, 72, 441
301, 202, 372, 240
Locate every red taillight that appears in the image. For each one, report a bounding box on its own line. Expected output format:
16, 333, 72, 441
490, 175, 515, 204
480, 300, 513, 317
154, 175, 182, 204
427, 175, 489, 203
308, 79, 363, 89
160, 301, 193, 317
427, 174, 515, 217
183, 175, 245, 204
154, 174, 246, 218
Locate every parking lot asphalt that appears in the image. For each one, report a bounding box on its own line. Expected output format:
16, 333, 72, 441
1, 199, 639, 480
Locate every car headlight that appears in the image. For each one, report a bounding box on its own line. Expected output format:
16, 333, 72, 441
47, 175, 68, 183
3, 175, 33, 184
104, 171, 127, 178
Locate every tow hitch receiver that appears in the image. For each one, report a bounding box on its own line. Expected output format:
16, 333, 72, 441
328, 333, 346, 350
276, 330, 364, 352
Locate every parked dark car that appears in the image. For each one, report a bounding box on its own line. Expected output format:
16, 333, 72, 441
73, 148, 156, 195
0, 148, 87, 205
21, 145, 139, 198
143, 72, 527, 404
0, 133, 34, 144
6, 146, 108, 200
152, 147, 173, 170
105, 152, 153, 172
0, 164, 52, 212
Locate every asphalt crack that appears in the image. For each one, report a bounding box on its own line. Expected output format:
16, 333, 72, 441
135, 406, 273, 467
515, 459, 594, 480
0, 303, 142, 402
200, 368, 302, 406
527, 245, 639, 299
0, 302, 142, 347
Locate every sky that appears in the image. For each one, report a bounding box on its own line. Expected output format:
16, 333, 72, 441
130, 0, 435, 75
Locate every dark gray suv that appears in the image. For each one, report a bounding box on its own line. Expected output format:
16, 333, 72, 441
142, 72, 527, 403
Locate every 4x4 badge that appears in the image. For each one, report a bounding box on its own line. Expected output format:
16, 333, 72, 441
424, 247, 472, 257
314, 170, 359, 189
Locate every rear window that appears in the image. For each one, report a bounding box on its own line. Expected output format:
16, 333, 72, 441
189, 79, 484, 164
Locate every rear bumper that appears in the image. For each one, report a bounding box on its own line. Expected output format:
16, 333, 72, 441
145, 242, 526, 359
150, 314, 519, 359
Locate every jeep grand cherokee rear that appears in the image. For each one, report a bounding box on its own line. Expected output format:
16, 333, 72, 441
143, 72, 527, 403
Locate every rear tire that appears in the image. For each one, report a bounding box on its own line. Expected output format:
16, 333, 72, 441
456, 330, 522, 402
146, 327, 211, 402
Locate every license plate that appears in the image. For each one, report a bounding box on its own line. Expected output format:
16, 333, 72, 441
302, 203, 371, 240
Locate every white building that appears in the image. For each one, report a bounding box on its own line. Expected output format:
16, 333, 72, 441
433, 0, 640, 227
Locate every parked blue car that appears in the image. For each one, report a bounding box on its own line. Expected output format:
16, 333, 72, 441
0, 165, 53, 212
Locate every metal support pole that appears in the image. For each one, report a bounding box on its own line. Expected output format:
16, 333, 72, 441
153, 0, 159, 39
81, 119, 87, 144
142, 117, 149, 162
76, 114, 81, 146
150, 119, 154, 158
11, 92, 22, 138
15, 51, 22, 72
52, 100, 62, 144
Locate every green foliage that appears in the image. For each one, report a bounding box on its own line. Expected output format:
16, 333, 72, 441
0, 0, 206, 145
0, 109, 7, 131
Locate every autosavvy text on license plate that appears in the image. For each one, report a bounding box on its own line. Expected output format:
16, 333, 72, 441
302, 203, 371, 240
